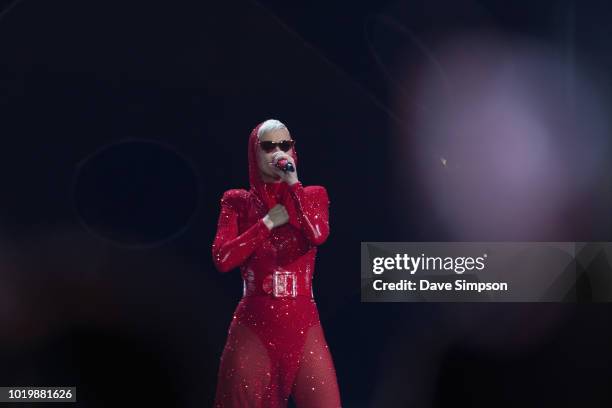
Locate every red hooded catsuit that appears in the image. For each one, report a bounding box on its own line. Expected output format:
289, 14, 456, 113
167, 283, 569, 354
212, 122, 341, 407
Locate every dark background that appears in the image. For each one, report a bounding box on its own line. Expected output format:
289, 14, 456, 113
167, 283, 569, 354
1, 0, 612, 406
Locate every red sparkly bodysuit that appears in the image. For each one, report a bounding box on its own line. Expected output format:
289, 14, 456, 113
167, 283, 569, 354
212, 123, 341, 407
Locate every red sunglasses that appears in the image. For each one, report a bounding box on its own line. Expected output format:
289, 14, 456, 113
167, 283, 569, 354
259, 140, 295, 153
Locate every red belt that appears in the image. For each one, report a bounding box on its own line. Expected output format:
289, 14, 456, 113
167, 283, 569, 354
243, 269, 313, 298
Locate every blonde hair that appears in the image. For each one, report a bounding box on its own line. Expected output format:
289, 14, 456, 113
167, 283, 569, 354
257, 119, 288, 139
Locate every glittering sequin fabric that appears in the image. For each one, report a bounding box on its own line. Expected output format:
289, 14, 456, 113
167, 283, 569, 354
211, 123, 341, 407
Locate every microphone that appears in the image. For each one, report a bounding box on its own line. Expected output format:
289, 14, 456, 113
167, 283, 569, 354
275, 158, 295, 172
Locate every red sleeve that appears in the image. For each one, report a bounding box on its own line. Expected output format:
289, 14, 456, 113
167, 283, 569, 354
212, 190, 272, 273
287, 182, 330, 246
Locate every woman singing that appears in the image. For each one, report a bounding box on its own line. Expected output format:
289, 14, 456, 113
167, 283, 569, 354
212, 119, 341, 407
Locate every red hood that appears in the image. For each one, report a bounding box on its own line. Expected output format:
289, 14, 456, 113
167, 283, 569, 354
248, 121, 299, 211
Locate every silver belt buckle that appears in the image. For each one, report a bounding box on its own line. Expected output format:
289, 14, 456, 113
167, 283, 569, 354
273, 270, 297, 298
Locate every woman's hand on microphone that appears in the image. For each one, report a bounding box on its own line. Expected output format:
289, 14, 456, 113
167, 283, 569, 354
262, 204, 289, 230
268, 152, 299, 186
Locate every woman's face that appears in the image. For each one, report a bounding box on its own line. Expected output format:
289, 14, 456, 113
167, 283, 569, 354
257, 127, 294, 182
